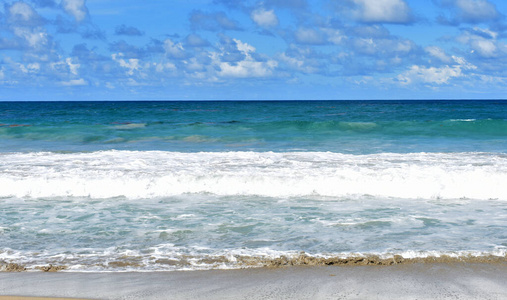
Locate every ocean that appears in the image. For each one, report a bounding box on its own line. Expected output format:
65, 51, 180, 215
0, 100, 506, 271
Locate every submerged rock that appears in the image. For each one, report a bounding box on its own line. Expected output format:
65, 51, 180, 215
1, 263, 27, 272
36, 264, 67, 272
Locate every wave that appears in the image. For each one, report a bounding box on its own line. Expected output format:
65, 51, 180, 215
1, 247, 506, 272
176, 118, 507, 136
1, 151, 506, 200
2, 119, 507, 142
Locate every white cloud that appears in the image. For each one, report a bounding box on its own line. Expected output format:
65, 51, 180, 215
457, 28, 503, 58
398, 56, 476, 85
471, 39, 497, 57
61, 0, 89, 22
6, 2, 48, 49
155, 62, 177, 73
279, 53, 319, 73
399, 65, 461, 85
112, 53, 140, 76
12, 27, 48, 48
214, 39, 278, 78
472, 27, 498, 39
352, 37, 415, 57
217, 59, 277, 78
352, 0, 412, 23
50, 58, 80, 76
8, 2, 37, 23
478, 74, 506, 84
321, 28, 345, 45
425, 46, 452, 63
234, 38, 255, 54
394, 40, 413, 52
183, 58, 204, 71
454, 0, 499, 23
19, 62, 40, 74
60, 78, 88, 86
277, 44, 323, 74
66, 58, 80, 75
251, 8, 279, 28
164, 39, 186, 59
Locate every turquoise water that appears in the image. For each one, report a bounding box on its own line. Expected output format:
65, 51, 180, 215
1, 100, 506, 153
0, 100, 506, 271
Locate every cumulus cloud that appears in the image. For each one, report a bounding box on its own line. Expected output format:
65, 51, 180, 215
61, 0, 89, 22
216, 33, 246, 62
398, 56, 476, 85
66, 57, 80, 75
457, 27, 506, 58
251, 8, 279, 28
399, 65, 461, 84
455, 0, 500, 23
350, 0, 414, 24
350, 35, 416, 58
321, 28, 345, 45
2, 0, 507, 97
438, 0, 501, 24
59, 78, 87, 86
7, 1, 42, 25
5, 2, 49, 50
19, 62, 41, 74
112, 53, 141, 76
12, 26, 49, 49
278, 45, 323, 74
163, 39, 186, 59
6, 55, 84, 84
426, 46, 453, 63
214, 38, 278, 78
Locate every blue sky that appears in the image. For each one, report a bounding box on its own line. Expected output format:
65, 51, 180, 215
1, 0, 507, 100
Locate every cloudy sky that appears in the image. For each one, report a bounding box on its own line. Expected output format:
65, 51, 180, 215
1, 0, 507, 100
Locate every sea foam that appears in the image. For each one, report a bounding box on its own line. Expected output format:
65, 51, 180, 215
1, 150, 506, 200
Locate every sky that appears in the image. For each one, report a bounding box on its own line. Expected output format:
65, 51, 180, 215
1, 0, 507, 100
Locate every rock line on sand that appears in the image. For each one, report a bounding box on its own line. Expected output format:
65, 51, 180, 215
2, 253, 506, 272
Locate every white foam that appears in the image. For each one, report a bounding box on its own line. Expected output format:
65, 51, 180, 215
0, 150, 506, 200
2, 245, 506, 272
449, 119, 476, 122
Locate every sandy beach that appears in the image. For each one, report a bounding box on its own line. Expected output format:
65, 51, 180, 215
1, 263, 506, 299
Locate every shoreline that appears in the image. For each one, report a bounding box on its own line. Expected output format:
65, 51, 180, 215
0, 296, 88, 300
1, 263, 506, 299
2, 252, 506, 272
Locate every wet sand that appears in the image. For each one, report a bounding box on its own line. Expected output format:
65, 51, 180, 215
0, 298, 88, 300
1, 263, 506, 299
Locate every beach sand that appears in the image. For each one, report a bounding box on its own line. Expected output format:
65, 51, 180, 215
1, 263, 506, 299
0, 296, 87, 300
